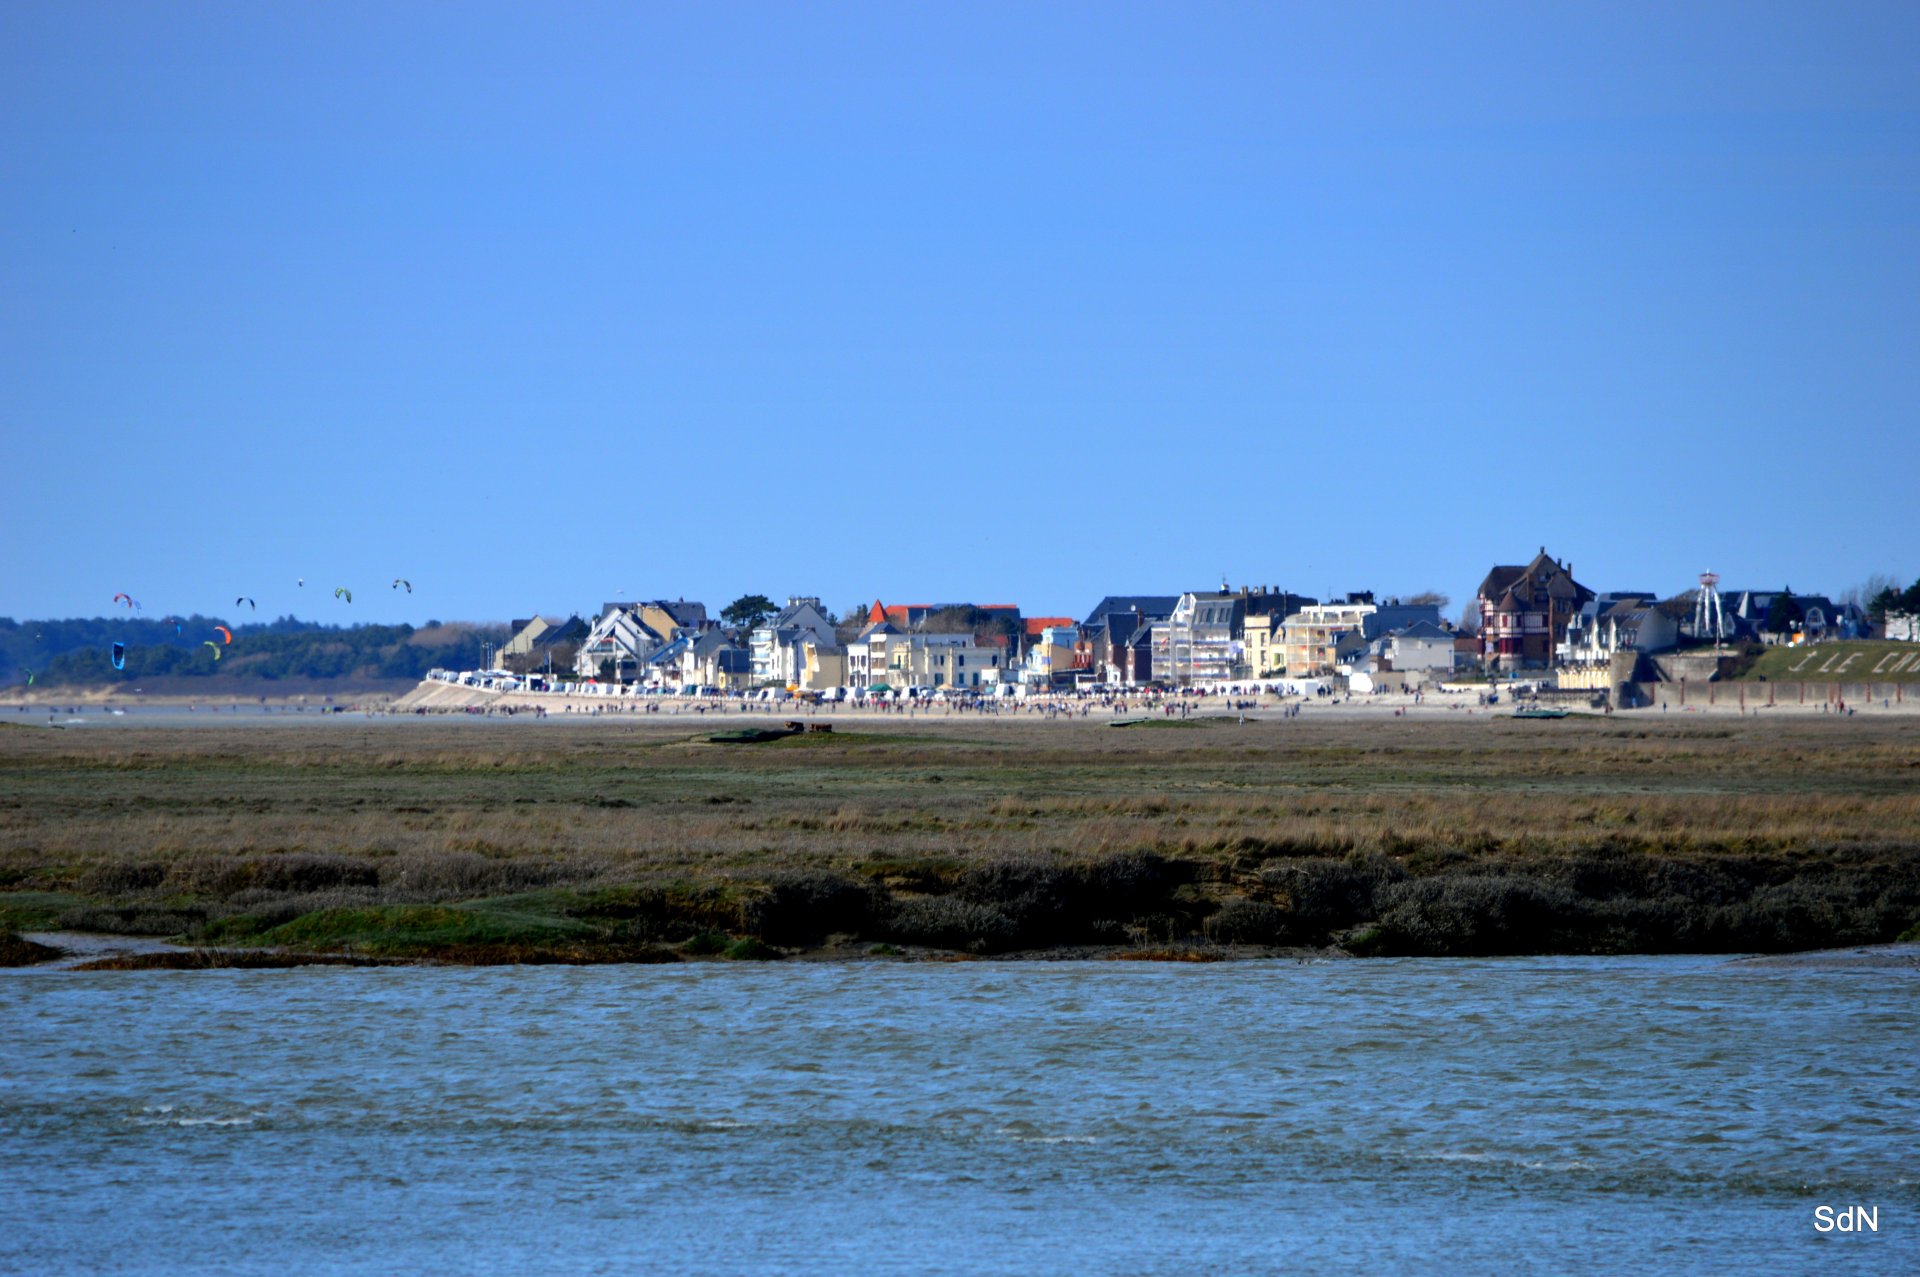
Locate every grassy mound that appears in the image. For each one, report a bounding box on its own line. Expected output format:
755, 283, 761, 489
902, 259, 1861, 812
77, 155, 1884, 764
1740, 641, 1920, 683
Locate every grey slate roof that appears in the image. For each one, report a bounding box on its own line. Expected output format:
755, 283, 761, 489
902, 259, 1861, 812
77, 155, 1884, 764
652, 599, 708, 627
530, 616, 589, 646
1081, 596, 1179, 628
689, 629, 734, 658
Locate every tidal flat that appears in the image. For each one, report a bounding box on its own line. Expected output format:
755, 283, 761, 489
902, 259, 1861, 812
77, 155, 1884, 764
2, 714, 1917, 963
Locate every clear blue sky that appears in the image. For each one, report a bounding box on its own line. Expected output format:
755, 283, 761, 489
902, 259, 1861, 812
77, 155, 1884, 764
5, 2, 1917, 625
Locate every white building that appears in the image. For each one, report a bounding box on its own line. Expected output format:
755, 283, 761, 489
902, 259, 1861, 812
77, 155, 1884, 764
575, 606, 668, 681
848, 622, 1002, 689
1281, 602, 1374, 676
1559, 599, 1680, 667
1022, 624, 1082, 683
1150, 593, 1247, 685
848, 621, 904, 689
749, 597, 837, 686
1379, 620, 1459, 673
911, 633, 1002, 688
641, 629, 749, 690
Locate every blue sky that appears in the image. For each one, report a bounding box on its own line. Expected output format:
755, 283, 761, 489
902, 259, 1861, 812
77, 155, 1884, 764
5, 2, 1917, 625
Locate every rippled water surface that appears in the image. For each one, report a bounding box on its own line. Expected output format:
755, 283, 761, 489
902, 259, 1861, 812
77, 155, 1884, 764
2, 958, 1912, 1275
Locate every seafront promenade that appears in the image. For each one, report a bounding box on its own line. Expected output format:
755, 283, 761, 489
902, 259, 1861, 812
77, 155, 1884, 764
5, 681, 1912, 722
387, 678, 1920, 721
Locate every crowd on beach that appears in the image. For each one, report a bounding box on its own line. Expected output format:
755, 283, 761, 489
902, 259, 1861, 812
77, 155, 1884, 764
11, 677, 1913, 724
383, 678, 1592, 724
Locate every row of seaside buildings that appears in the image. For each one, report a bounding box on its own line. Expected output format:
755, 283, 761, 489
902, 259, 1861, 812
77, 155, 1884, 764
495, 549, 1881, 693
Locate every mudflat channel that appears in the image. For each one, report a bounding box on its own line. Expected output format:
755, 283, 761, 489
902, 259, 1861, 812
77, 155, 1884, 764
2, 957, 1914, 1275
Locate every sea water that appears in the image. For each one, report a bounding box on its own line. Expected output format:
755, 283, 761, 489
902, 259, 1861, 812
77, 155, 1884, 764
1, 957, 1912, 1275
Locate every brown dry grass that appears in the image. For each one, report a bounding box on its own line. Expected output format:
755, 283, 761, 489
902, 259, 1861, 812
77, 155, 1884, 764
3, 715, 1917, 955
2, 716, 1916, 888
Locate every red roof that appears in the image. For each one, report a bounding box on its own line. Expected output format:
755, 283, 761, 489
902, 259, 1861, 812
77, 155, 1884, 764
868, 600, 933, 626
1024, 616, 1075, 637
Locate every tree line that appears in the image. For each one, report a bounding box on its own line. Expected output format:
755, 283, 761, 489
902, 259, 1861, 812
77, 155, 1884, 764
1867, 577, 1920, 624
1, 615, 507, 687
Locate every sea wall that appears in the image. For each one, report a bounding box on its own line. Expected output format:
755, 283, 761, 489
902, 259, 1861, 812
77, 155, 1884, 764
1622, 680, 1913, 710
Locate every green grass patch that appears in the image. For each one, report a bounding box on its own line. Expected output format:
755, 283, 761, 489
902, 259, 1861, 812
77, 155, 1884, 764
0, 891, 87, 932
74, 950, 396, 971
254, 904, 591, 956
214, 892, 719, 962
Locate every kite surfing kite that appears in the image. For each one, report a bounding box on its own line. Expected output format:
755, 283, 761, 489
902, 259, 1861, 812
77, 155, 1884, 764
214, 625, 233, 646
335, 587, 353, 604
112, 643, 126, 671
235, 597, 255, 611
202, 641, 222, 661
298, 578, 305, 587
113, 593, 134, 609
392, 578, 411, 593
